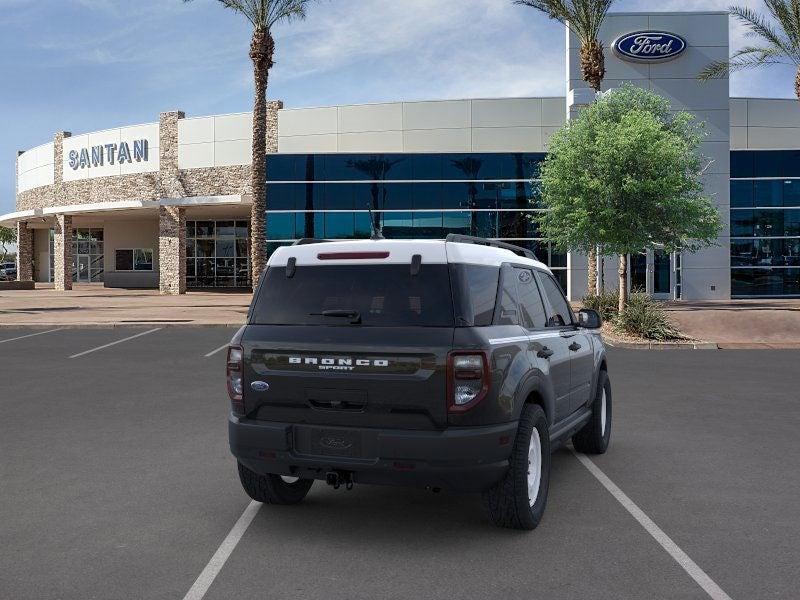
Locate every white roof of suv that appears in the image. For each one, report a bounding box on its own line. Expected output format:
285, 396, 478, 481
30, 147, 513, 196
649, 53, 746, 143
268, 239, 550, 271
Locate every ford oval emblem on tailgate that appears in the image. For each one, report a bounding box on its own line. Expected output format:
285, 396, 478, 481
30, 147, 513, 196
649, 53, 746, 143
251, 381, 270, 392
319, 436, 353, 450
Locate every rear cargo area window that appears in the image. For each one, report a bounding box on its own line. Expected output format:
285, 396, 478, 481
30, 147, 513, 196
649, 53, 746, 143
252, 264, 454, 327
450, 264, 500, 326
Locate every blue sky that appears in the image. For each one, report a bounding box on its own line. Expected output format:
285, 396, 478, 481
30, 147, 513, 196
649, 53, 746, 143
1, 0, 797, 215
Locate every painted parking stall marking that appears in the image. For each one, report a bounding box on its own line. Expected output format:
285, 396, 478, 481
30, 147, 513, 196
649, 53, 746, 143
0, 328, 63, 345
572, 450, 733, 600
69, 328, 162, 359
182, 501, 262, 600
204, 343, 230, 358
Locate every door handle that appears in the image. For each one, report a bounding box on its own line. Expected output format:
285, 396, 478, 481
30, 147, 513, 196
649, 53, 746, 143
568, 341, 582, 352
537, 346, 554, 359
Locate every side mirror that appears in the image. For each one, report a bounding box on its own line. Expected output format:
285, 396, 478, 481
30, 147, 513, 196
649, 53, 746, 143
577, 308, 602, 329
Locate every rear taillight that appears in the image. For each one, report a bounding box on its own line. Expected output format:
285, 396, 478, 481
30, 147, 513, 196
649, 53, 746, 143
227, 345, 244, 414
447, 351, 490, 413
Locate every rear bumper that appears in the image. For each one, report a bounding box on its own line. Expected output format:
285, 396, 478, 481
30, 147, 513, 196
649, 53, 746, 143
229, 415, 517, 493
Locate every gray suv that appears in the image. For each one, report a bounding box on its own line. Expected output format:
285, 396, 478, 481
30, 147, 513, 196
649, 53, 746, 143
227, 235, 611, 530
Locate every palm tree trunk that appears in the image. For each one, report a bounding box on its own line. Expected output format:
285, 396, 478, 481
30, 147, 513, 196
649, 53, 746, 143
796, 67, 800, 102
580, 40, 605, 92
618, 254, 628, 313
581, 38, 604, 295
249, 29, 274, 288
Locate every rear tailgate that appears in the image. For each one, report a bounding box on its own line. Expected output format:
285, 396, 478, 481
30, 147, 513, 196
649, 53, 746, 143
242, 325, 453, 430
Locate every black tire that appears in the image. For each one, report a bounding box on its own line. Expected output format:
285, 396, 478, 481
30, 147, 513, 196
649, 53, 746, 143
572, 370, 612, 455
237, 462, 314, 505
482, 404, 551, 530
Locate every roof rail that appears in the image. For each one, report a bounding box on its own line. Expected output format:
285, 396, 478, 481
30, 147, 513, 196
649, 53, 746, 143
444, 234, 536, 260
292, 238, 333, 246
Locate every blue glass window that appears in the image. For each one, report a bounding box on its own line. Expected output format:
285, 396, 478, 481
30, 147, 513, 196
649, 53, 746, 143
412, 154, 442, 180
265, 213, 295, 240
324, 183, 354, 210
754, 180, 783, 207
783, 180, 800, 207
266, 155, 297, 181
754, 151, 783, 178
730, 181, 753, 208
267, 184, 297, 210
411, 182, 442, 210
441, 183, 470, 209
730, 151, 754, 178
324, 213, 355, 238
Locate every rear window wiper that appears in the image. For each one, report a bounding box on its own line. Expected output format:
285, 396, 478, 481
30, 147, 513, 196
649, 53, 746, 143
310, 309, 362, 324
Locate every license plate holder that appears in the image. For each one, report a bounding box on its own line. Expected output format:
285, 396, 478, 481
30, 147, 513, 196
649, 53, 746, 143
297, 427, 363, 459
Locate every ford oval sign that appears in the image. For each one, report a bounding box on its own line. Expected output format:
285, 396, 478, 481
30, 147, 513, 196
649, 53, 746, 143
613, 31, 686, 63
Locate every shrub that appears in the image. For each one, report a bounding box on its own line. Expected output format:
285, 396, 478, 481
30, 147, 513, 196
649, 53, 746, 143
616, 293, 684, 341
581, 290, 620, 322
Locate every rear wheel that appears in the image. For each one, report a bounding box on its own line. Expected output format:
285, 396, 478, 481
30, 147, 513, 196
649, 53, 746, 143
237, 462, 314, 505
572, 370, 612, 454
483, 404, 551, 530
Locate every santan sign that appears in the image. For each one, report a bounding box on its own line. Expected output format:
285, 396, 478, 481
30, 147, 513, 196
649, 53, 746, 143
67, 139, 149, 170
613, 31, 687, 62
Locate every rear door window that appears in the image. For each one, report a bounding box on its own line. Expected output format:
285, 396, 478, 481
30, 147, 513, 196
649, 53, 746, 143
514, 268, 548, 329
539, 271, 574, 327
450, 264, 500, 326
251, 264, 454, 327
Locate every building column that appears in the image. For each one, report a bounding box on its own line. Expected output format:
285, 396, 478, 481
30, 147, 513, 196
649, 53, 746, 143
16, 221, 34, 282
159, 205, 186, 295
53, 214, 73, 291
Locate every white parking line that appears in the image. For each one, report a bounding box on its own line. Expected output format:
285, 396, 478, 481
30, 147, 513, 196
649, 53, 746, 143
572, 450, 733, 600
182, 501, 262, 600
0, 328, 63, 345
68, 328, 162, 359
204, 343, 230, 358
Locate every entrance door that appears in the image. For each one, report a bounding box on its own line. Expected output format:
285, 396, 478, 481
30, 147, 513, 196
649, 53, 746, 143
652, 249, 672, 299
77, 256, 90, 282
630, 252, 647, 293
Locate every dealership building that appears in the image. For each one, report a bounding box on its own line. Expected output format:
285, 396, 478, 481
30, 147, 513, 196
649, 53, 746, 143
4, 10, 800, 300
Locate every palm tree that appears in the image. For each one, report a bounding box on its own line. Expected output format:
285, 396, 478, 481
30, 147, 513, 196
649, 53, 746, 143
699, 2, 800, 101
185, 0, 314, 286
515, 0, 615, 294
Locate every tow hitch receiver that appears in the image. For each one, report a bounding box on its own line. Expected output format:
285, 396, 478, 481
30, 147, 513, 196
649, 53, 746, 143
325, 470, 354, 490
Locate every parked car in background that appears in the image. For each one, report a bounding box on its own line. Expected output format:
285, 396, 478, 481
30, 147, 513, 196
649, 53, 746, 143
0, 262, 16, 281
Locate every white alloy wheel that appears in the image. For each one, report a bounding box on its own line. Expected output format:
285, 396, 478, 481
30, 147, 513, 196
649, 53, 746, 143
527, 429, 542, 506
280, 475, 300, 484
600, 389, 607, 436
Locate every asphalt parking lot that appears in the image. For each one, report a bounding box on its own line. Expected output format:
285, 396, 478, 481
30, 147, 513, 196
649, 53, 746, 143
1, 327, 799, 600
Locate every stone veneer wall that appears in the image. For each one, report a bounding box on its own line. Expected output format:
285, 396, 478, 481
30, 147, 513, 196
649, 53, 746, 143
53, 214, 73, 291
158, 206, 186, 295
15, 222, 33, 281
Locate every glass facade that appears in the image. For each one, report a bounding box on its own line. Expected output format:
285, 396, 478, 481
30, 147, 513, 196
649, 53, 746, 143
47, 228, 105, 283
265, 153, 568, 290
186, 220, 251, 288
731, 151, 800, 297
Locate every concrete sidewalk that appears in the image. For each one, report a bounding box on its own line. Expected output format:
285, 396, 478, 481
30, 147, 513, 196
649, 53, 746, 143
665, 300, 800, 349
0, 284, 251, 327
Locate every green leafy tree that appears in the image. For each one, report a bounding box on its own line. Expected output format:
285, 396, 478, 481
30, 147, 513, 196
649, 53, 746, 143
699, 2, 800, 100
184, 0, 315, 286
515, 0, 616, 293
0, 226, 15, 263
536, 85, 722, 311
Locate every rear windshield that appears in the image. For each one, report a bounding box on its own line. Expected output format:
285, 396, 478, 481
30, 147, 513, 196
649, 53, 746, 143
251, 264, 454, 327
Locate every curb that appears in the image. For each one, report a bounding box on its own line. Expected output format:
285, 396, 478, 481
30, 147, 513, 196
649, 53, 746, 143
604, 339, 719, 350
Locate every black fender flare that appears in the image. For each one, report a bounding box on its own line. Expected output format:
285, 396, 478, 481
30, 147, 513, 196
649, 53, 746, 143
513, 371, 556, 426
